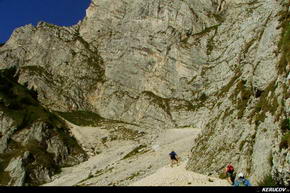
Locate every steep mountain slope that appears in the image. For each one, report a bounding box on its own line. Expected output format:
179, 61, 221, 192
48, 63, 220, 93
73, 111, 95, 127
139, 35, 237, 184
0, 0, 288, 186
42, 127, 200, 186
130, 160, 229, 186
185, 0, 290, 186
0, 68, 87, 186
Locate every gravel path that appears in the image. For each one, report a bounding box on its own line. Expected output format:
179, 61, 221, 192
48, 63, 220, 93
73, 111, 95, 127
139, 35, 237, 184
130, 159, 229, 186
43, 121, 229, 186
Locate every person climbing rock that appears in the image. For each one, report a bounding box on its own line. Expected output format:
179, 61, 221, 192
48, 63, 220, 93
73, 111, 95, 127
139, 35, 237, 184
233, 173, 251, 186
224, 163, 235, 185
169, 150, 179, 167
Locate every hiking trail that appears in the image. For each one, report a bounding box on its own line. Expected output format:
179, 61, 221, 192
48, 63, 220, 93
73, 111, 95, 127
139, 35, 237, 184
43, 120, 229, 186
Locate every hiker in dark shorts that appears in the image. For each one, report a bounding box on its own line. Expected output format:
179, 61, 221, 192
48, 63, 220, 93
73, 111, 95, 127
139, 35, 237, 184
225, 163, 236, 185
169, 150, 179, 167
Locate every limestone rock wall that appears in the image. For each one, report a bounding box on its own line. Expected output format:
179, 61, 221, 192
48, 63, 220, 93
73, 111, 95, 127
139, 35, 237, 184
0, 0, 288, 185
0, 69, 87, 186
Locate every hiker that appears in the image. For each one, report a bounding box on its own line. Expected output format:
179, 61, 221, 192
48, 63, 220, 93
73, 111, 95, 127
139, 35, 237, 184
224, 163, 235, 185
169, 150, 179, 167
233, 173, 251, 186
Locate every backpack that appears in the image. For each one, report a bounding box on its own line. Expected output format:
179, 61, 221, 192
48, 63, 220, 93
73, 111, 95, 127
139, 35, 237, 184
239, 179, 249, 186
234, 178, 251, 186
227, 165, 234, 172
169, 151, 176, 157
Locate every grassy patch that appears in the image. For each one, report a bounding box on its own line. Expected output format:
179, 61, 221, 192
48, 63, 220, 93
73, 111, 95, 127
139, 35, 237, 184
279, 131, 290, 149
94, 169, 105, 177
221, 77, 252, 120
221, 108, 235, 122
0, 139, 61, 186
77, 172, 96, 185
212, 13, 224, 23
20, 66, 51, 78
192, 24, 220, 37
268, 153, 273, 167
55, 111, 105, 126
257, 174, 278, 186
0, 152, 11, 184
180, 24, 220, 53
239, 140, 247, 151
249, 81, 279, 124
126, 171, 141, 181
169, 99, 199, 112
199, 93, 207, 102
0, 68, 62, 130
142, 91, 171, 116
198, 24, 220, 55
25, 140, 57, 169
217, 71, 242, 98
0, 170, 11, 185
219, 172, 227, 179
115, 126, 141, 140
281, 118, 290, 132
277, 6, 290, 75
0, 68, 86, 185
122, 145, 148, 160
75, 36, 105, 81
234, 80, 252, 119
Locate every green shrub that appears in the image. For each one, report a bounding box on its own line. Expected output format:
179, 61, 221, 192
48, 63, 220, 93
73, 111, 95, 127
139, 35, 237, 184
281, 118, 290, 132
277, 8, 290, 74
279, 131, 290, 149
219, 172, 227, 179
199, 93, 207, 102
55, 111, 104, 126
257, 174, 277, 186
122, 145, 148, 160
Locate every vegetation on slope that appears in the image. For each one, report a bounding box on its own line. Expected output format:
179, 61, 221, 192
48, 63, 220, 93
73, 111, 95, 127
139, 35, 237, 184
0, 68, 86, 185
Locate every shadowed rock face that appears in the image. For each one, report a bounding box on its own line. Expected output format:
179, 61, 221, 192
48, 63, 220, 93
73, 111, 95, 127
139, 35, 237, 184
0, 69, 87, 186
0, 0, 289, 186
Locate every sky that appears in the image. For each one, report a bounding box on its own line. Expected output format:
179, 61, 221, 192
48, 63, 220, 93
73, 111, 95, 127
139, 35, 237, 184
0, 0, 91, 43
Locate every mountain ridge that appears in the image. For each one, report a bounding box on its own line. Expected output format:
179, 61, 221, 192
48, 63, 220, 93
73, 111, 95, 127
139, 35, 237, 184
0, 0, 289, 186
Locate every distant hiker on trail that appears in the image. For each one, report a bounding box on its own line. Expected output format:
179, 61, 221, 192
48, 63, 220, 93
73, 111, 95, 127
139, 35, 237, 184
169, 150, 179, 167
233, 173, 251, 186
224, 163, 235, 185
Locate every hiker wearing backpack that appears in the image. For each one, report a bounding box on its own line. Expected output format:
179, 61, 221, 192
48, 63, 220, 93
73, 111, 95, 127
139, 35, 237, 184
169, 150, 179, 167
233, 173, 251, 186
225, 163, 235, 185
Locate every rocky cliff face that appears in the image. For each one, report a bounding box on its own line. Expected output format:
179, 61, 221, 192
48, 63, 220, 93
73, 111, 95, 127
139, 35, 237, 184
184, 0, 290, 186
0, 68, 87, 186
0, 0, 289, 186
